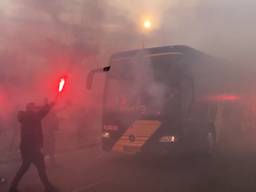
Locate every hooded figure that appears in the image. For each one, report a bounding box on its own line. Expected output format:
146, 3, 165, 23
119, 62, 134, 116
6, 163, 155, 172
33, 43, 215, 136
9, 101, 58, 192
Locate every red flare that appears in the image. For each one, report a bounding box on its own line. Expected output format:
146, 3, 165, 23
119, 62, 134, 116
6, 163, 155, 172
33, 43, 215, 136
58, 77, 66, 93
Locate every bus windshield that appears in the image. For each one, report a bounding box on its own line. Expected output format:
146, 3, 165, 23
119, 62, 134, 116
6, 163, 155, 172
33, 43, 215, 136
104, 52, 186, 118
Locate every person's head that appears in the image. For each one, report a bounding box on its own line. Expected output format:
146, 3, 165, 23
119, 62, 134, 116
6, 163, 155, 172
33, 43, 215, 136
26, 102, 36, 112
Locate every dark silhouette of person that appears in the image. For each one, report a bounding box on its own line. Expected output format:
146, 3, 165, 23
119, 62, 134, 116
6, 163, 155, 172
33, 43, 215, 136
43, 109, 59, 166
9, 101, 58, 192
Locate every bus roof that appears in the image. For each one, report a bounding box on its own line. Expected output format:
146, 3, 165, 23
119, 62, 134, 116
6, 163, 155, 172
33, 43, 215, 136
111, 45, 211, 60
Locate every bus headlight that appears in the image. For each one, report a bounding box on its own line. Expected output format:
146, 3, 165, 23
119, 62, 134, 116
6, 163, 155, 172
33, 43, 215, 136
102, 132, 111, 139
159, 136, 176, 143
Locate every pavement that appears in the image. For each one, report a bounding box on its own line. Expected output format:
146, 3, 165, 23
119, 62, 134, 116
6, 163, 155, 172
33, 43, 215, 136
2, 144, 256, 192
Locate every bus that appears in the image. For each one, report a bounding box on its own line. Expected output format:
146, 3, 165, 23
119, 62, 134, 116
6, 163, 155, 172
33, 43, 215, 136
87, 45, 241, 155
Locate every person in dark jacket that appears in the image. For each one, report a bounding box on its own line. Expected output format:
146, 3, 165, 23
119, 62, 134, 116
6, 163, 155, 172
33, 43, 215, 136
44, 109, 59, 166
9, 101, 58, 192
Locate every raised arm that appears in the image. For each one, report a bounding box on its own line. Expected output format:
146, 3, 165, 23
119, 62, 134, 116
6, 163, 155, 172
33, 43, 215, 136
38, 102, 55, 119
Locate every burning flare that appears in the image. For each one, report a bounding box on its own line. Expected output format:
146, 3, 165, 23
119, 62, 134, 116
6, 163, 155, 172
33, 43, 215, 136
58, 78, 65, 93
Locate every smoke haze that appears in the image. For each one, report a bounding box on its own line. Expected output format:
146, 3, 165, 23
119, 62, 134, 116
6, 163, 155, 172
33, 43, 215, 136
108, 0, 256, 64
0, 0, 256, 151
1, 0, 256, 81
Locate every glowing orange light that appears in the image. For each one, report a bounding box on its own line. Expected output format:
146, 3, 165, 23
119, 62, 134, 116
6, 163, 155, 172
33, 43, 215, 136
143, 20, 152, 29
58, 77, 65, 93
219, 95, 240, 101
207, 94, 240, 102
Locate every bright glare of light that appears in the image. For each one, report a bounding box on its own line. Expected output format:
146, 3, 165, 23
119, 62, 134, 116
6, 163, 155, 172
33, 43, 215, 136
102, 132, 110, 138
143, 20, 152, 29
58, 78, 65, 93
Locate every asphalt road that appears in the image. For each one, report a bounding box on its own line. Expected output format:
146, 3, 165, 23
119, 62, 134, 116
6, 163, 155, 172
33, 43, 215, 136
1, 146, 256, 192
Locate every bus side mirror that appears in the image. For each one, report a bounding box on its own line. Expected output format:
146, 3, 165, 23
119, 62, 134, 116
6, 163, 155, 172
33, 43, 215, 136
103, 66, 110, 72
86, 66, 111, 90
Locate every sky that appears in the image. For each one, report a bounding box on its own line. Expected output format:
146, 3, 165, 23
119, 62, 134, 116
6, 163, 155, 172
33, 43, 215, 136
1, 0, 256, 62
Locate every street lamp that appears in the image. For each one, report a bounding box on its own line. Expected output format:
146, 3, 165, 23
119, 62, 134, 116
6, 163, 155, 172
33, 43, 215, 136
143, 20, 152, 30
